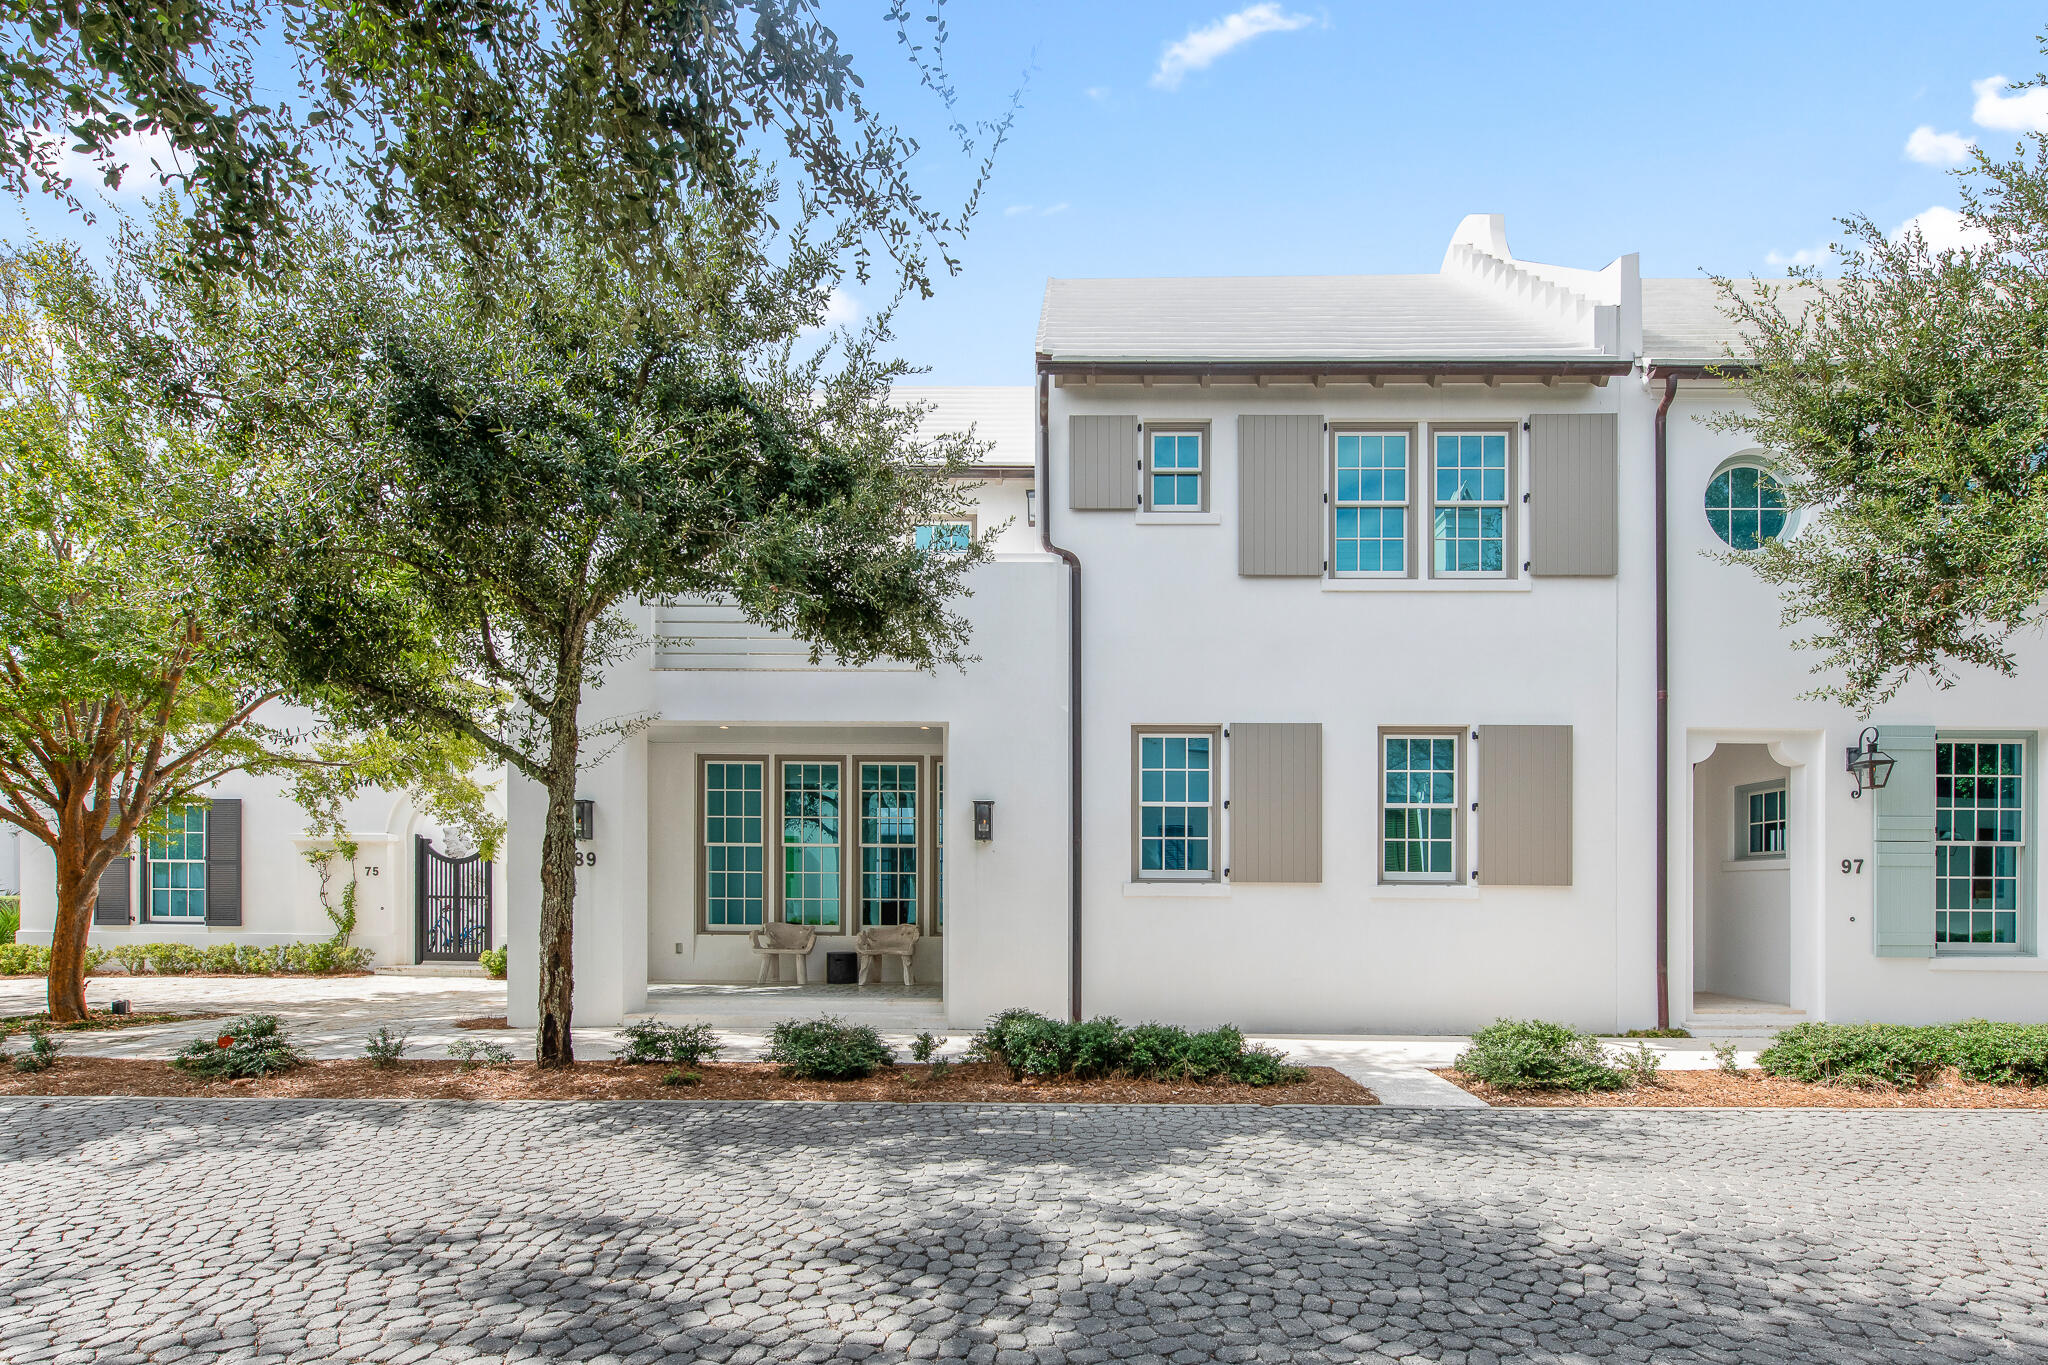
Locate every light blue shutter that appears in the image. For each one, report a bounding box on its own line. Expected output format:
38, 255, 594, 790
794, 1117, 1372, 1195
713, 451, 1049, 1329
1872, 726, 1936, 958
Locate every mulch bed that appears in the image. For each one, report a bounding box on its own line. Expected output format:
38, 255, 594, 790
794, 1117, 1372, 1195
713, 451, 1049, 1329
454, 1016, 511, 1030
0, 1058, 1377, 1105
2, 1010, 222, 1034
1437, 1067, 2048, 1108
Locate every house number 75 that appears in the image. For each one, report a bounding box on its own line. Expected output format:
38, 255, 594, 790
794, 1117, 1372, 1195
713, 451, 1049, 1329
1841, 858, 1864, 874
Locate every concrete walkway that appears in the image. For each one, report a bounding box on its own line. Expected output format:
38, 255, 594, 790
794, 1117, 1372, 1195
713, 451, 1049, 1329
1, 973, 1779, 1106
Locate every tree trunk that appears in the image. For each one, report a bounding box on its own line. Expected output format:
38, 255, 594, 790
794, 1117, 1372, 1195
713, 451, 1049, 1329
47, 841, 108, 1024
535, 745, 582, 1068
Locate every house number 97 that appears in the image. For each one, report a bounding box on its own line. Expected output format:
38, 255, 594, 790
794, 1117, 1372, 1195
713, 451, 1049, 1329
1841, 858, 1864, 874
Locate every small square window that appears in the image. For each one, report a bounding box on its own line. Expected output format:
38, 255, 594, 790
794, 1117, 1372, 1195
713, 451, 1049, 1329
1146, 431, 1205, 511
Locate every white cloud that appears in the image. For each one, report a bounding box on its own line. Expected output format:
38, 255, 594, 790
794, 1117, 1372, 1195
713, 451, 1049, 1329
20, 125, 181, 198
1891, 205, 1993, 253
822, 287, 862, 327
1971, 74, 2048, 132
1084, 86, 1111, 102
1905, 124, 1975, 165
1151, 4, 1314, 91
1041, 202, 1069, 217
1765, 246, 1825, 268
1003, 204, 1033, 217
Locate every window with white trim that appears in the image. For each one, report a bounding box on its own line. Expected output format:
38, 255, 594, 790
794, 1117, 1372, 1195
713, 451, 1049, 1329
1136, 731, 1214, 879
1736, 781, 1787, 859
1936, 739, 2024, 947
1146, 431, 1204, 511
1333, 432, 1408, 575
1383, 735, 1458, 881
1431, 432, 1508, 576
148, 803, 207, 921
915, 521, 973, 553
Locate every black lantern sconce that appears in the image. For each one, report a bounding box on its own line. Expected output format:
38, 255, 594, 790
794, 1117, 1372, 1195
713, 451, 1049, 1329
973, 800, 994, 842
1846, 727, 1895, 800
575, 799, 596, 841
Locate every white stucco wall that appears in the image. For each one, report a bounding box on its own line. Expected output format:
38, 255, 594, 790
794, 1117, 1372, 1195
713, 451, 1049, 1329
1690, 743, 1791, 1006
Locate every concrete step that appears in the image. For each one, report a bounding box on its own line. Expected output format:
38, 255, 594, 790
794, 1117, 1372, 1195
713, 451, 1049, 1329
374, 963, 490, 979
1682, 1014, 1806, 1040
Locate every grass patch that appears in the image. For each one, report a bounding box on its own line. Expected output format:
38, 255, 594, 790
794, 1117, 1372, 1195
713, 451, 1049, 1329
1, 1010, 220, 1034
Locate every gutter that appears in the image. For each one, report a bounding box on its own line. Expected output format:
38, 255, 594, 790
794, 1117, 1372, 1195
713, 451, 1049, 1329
1652, 370, 1679, 1032
1035, 367, 1085, 1022
1042, 358, 1632, 382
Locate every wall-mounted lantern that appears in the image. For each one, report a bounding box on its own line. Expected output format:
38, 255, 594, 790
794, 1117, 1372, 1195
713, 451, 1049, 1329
973, 800, 994, 842
1846, 727, 1895, 800
575, 799, 596, 841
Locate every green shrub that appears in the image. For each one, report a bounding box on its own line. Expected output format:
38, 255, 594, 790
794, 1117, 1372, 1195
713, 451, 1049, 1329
363, 1025, 409, 1067
910, 1031, 942, 1063
0, 943, 49, 975
144, 943, 201, 975
1757, 1021, 1944, 1088
478, 946, 508, 979
1618, 1041, 1663, 1087
0, 894, 19, 944
971, 1011, 1307, 1087
10, 1024, 58, 1073
111, 943, 151, 976
661, 1069, 699, 1087
1713, 1040, 1741, 1074
447, 1038, 512, 1069
237, 944, 283, 974
1455, 1019, 1628, 1092
1933, 1020, 2048, 1086
767, 1016, 894, 1080
199, 944, 242, 974
617, 1020, 722, 1067
173, 1015, 303, 1080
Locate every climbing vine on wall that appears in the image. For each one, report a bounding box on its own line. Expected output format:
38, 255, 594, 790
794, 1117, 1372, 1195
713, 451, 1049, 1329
304, 838, 361, 948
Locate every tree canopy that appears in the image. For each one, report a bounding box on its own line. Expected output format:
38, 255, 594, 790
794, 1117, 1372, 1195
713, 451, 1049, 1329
1, 0, 1017, 291
1715, 69, 2048, 712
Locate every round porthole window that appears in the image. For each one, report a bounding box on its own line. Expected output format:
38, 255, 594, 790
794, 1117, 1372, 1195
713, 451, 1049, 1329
1704, 463, 1788, 550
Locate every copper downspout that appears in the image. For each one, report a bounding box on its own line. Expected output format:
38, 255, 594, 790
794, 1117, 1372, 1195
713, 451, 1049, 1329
1036, 367, 1084, 1022
1654, 371, 1679, 1031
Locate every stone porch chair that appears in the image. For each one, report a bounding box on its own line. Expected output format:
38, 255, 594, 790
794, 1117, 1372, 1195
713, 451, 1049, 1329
749, 921, 817, 985
855, 923, 919, 986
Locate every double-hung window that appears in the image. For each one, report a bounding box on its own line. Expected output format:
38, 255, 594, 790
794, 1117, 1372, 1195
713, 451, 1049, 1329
779, 760, 843, 928
703, 759, 766, 928
1383, 734, 1459, 881
148, 803, 207, 921
1736, 782, 1787, 859
1146, 430, 1205, 511
1432, 432, 1510, 576
1135, 730, 1216, 880
859, 761, 920, 925
1333, 431, 1409, 575
914, 519, 975, 553
1935, 739, 2024, 947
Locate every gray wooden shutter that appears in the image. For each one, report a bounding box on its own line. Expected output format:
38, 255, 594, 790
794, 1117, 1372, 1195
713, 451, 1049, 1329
1528, 413, 1617, 576
205, 798, 243, 927
1228, 723, 1322, 882
1068, 415, 1139, 510
92, 855, 131, 925
1237, 415, 1325, 577
1872, 726, 1936, 957
1476, 725, 1572, 885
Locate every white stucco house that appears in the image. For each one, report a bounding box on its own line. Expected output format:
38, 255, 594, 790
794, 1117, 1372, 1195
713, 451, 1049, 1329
22, 213, 2048, 1035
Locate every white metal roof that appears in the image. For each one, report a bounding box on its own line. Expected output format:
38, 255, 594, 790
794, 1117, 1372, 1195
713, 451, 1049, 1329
892, 385, 1034, 467
1034, 274, 1604, 364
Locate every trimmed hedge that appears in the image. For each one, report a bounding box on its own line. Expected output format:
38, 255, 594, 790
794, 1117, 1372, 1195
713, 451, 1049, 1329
973, 1010, 1308, 1086
1757, 1019, 2048, 1088
1942, 1019, 2048, 1086
767, 1016, 894, 1080
1454, 1018, 1628, 1092
0, 941, 371, 977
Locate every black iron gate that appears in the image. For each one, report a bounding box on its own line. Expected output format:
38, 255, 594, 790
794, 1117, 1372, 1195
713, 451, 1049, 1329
416, 835, 493, 963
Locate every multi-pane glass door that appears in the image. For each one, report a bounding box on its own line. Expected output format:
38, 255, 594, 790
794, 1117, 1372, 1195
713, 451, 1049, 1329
780, 761, 843, 927
859, 762, 919, 925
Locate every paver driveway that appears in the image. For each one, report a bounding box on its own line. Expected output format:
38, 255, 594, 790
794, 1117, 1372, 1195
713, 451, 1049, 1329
4, 1101, 2046, 1364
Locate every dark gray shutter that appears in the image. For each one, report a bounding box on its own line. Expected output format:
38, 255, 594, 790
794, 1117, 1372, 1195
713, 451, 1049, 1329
205, 798, 243, 927
1237, 415, 1325, 577
92, 855, 131, 925
1229, 723, 1322, 882
1872, 726, 1936, 957
1476, 725, 1573, 885
1068, 415, 1140, 510
1528, 413, 1618, 576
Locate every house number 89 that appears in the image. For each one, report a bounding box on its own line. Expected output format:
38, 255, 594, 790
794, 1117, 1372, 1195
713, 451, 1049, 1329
575, 851, 597, 867
1841, 858, 1864, 874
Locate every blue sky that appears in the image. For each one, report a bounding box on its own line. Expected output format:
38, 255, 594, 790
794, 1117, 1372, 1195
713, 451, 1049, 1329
825, 1, 2048, 382
13, 2, 2045, 384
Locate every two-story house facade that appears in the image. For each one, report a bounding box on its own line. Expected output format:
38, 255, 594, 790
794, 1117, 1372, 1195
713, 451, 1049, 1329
509, 212, 2048, 1035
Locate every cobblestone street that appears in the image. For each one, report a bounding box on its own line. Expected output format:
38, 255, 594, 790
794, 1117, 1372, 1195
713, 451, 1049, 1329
4, 1100, 2046, 1363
